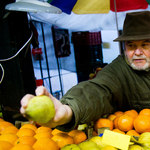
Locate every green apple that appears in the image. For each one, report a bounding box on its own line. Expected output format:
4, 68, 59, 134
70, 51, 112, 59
25, 95, 55, 124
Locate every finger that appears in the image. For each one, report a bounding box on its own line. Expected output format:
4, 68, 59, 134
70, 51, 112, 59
35, 86, 48, 96
35, 86, 58, 103
20, 94, 34, 108
20, 107, 26, 114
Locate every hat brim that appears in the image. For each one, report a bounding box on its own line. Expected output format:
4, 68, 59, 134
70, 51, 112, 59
113, 34, 150, 41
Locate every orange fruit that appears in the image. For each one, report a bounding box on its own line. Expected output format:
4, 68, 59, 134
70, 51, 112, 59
14, 136, 37, 146
117, 114, 134, 132
51, 128, 67, 135
93, 131, 98, 136
124, 110, 138, 118
20, 124, 38, 131
0, 118, 5, 122
0, 133, 18, 144
113, 116, 120, 129
94, 118, 113, 132
33, 137, 59, 150
35, 126, 52, 134
34, 131, 53, 139
1, 125, 19, 135
16, 128, 35, 137
68, 129, 87, 144
11, 143, 34, 150
139, 108, 150, 116
126, 129, 140, 136
51, 132, 74, 148
107, 114, 117, 121
114, 111, 124, 117
0, 121, 14, 133
134, 114, 150, 133
112, 128, 125, 134
0, 140, 13, 150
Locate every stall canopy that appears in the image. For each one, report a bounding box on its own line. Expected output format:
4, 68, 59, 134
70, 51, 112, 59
30, 0, 150, 31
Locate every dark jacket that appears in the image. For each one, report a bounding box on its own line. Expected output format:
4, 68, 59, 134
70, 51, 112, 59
57, 55, 150, 132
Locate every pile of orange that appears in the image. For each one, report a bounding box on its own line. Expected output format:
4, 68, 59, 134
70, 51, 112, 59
94, 108, 150, 136
0, 118, 88, 150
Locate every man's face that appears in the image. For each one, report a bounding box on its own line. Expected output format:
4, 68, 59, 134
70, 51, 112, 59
124, 40, 150, 70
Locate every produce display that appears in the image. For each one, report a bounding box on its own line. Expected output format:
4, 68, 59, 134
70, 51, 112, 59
1, 108, 150, 149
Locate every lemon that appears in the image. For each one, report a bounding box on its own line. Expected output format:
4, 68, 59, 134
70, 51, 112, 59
128, 144, 144, 150
78, 141, 100, 150
89, 136, 107, 149
61, 144, 81, 150
139, 132, 150, 143
101, 145, 118, 150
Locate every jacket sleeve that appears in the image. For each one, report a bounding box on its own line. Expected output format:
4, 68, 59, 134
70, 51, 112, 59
56, 60, 123, 132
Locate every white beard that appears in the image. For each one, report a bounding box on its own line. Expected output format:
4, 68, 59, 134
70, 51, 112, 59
124, 52, 150, 71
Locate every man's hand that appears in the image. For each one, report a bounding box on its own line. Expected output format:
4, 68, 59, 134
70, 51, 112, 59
20, 86, 73, 128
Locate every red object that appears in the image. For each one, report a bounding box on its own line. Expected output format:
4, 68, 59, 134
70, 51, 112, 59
72, 31, 102, 46
110, 0, 148, 12
32, 48, 43, 56
36, 79, 43, 86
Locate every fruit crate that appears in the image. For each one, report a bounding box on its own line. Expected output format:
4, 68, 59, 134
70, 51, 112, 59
73, 44, 107, 82
72, 31, 102, 46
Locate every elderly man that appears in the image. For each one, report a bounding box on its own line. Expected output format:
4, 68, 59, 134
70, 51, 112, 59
20, 11, 150, 132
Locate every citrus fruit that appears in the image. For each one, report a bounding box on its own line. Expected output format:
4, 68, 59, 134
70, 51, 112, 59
126, 129, 140, 136
25, 95, 55, 124
94, 118, 113, 132
128, 144, 144, 150
89, 136, 108, 149
0, 133, 18, 144
33, 137, 59, 150
101, 145, 118, 150
68, 129, 87, 144
93, 131, 98, 136
14, 136, 37, 146
20, 124, 37, 131
35, 126, 52, 133
134, 114, 150, 133
1, 125, 19, 135
78, 141, 100, 150
138, 132, 150, 143
11, 143, 34, 150
0, 140, 13, 150
124, 110, 138, 118
114, 111, 124, 117
61, 144, 81, 150
0, 121, 14, 133
51, 132, 74, 148
117, 114, 134, 132
34, 131, 53, 139
51, 128, 67, 135
139, 108, 150, 116
112, 128, 125, 134
16, 128, 35, 137
113, 116, 120, 129
107, 114, 117, 121
0, 118, 5, 122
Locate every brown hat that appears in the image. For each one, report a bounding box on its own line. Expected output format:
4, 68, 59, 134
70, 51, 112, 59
114, 11, 150, 41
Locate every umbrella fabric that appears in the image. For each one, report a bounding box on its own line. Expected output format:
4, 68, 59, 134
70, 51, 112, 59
146, 0, 150, 4
72, 0, 110, 14
50, 0, 77, 14
110, 0, 148, 12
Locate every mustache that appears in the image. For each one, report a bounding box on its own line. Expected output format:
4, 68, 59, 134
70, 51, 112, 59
132, 55, 147, 60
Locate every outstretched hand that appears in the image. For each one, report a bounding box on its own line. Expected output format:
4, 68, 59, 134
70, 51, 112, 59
20, 86, 73, 128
